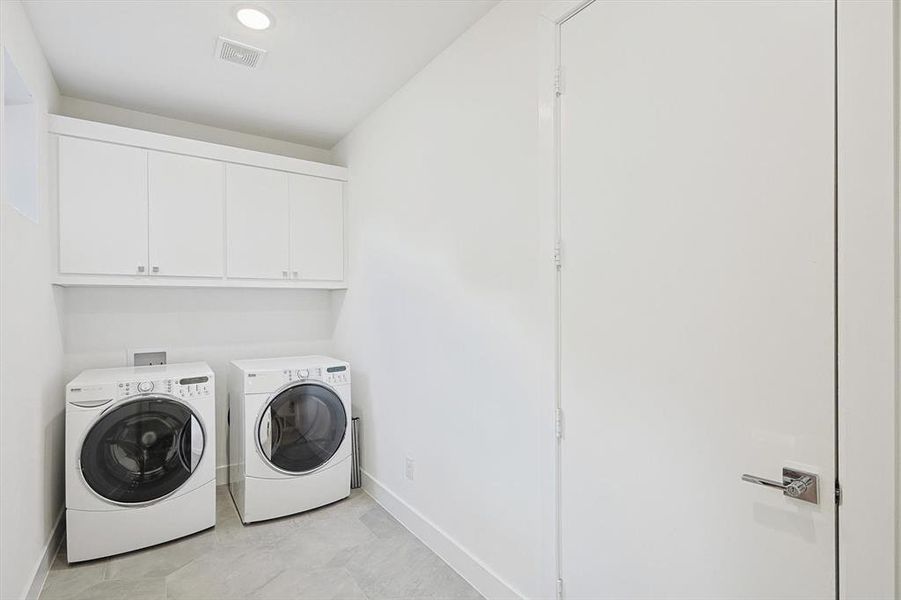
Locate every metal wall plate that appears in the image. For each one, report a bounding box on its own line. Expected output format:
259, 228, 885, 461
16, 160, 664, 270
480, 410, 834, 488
131, 349, 167, 367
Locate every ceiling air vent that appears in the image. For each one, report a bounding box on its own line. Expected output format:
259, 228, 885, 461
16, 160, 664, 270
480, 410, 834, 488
215, 36, 266, 69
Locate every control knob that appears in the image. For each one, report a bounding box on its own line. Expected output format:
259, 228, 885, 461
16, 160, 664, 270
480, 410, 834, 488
137, 381, 154, 393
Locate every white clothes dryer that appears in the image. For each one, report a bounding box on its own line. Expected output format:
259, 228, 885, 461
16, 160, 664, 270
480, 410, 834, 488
65, 363, 216, 562
228, 356, 351, 524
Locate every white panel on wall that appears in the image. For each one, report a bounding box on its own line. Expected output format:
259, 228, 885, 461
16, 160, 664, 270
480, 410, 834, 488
58, 136, 147, 275
226, 163, 290, 280
2, 104, 38, 221
289, 174, 344, 281
2, 48, 38, 223
148, 151, 224, 278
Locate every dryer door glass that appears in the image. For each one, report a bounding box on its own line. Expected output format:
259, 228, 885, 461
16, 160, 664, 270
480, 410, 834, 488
259, 383, 347, 473
80, 397, 203, 503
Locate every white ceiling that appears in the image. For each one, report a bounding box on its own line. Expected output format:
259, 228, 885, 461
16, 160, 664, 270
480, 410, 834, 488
23, 0, 497, 148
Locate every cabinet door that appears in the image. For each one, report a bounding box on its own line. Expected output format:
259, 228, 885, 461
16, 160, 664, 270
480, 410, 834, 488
226, 164, 290, 279
289, 174, 344, 281
148, 151, 224, 278
58, 137, 148, 275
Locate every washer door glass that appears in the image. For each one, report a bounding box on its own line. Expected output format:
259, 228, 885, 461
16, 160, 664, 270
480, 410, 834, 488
258, 383, 347, 473
80, 397, 203, 503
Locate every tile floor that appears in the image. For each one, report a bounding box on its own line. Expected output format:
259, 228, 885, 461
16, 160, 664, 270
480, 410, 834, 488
39, 487, 483, 600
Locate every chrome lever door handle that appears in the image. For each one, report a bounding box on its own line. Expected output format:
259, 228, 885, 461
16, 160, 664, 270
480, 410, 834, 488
741, 468, 819, 504
741, 474, 785, 490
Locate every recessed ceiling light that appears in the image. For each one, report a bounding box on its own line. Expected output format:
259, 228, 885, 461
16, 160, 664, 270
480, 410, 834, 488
236, 7, 272, 31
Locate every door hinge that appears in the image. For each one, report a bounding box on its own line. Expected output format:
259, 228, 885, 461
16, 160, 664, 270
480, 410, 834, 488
554, 239, 562, 269
556, 577, 564, 600
835, 480, 842, 505
555, 407, 564, 439
554, 65, 565, 96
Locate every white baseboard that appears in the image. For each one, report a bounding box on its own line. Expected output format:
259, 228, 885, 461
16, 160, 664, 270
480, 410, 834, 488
361, 470, 523, 600
25, 509, 65, 600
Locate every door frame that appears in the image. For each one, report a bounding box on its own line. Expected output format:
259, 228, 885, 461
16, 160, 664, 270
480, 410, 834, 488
536, 1, 898, 598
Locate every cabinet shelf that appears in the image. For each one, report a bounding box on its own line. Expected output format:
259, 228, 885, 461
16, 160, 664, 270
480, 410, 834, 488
51, 275, 347, 290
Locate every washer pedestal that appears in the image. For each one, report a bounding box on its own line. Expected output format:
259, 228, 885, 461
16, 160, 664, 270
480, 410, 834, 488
66, 479, 215, 562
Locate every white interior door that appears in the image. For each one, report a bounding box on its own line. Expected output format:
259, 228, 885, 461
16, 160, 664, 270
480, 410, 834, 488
148, 151, 224, 278
289, 174, 344, 281
58, 137, 148, 275
226, 163, 290, 279
558, 2, 836, 598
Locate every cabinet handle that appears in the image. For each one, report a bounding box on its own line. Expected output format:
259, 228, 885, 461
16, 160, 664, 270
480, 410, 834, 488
282, 270, 289, 278
137, 265, 145, 273
292, 271, 299, 279
151, 266, 159, 274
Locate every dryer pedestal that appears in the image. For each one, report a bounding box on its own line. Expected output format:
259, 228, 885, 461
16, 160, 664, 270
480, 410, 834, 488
235, 457, 351, 524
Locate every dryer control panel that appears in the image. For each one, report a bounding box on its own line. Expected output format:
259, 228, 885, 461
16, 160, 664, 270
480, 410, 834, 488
118, 376, 212, 400
283, 366, 349, 386
244, 365, 350, 393
324, 365, 349, 385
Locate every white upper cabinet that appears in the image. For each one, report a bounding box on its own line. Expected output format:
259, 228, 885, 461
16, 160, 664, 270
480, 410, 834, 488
226, 164, 291, 280
289, 174, 344, 281
148, 152, 224, 278
58, 136, 148, 275
51, 116, 347, 288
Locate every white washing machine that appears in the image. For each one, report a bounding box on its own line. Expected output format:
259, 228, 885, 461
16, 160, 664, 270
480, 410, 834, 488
228, 356, 351, 524
65, 362, 216, 562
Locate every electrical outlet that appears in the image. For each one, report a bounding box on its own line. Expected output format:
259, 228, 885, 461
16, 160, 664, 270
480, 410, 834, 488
404, 456, 415, 481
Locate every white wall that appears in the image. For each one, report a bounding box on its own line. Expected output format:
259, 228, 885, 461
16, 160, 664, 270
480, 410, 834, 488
57, 95, 335, 164
0, 1, 64, 598
331, 2, 553, 598
62, 287, 337, 483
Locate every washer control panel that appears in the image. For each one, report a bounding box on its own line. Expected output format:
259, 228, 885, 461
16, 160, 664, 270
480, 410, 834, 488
283, 367, 322, 383
119, 375, 212, 399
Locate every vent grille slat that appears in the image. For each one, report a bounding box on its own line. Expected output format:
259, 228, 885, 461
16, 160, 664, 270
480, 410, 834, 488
215, 36, 266, 69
